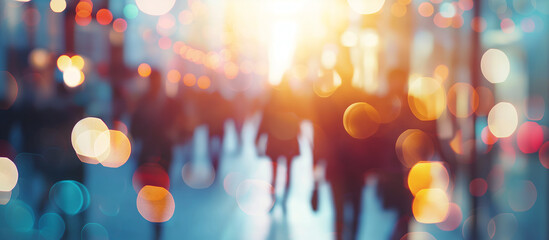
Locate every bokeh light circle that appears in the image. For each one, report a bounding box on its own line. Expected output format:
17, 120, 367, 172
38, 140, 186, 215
70, 55, 85, 70
516, 121, 543, 154
50, 0, 67, 13
136, 185, 175, 222
29, 48, 50, 70
0, 71, 18, 110
138, 63, 151, 77
469, 178, 488, 197
39, 213, 65, 240
56, 55, 71, 72
408, 77, 446, 121
408, 161, 449, 196
436, 202, 463, 231
132, 163, 170, 192
49, 180, 90, 215
5, 200, 35, 232
395, 129, 434, 168
447, 82, 479, 118
224, 172, 245, 197
63, 66, 84, 88
313, 71, 342, 98
181, 162, 215, 189
481, 49, 510, 84
0, 191, 12, 205
81, 223, 109, 240
71, 117, 110, 163
526, 95, 544, 121
236, 180, 275, 216
94, 130, 131, 168
487, 102, 518, 138
487, 213, 517, 240
113, 18, 128, 33
538, 142, 549, 169
412, 188, 450, 224
418, 2, 434, 17
400, 232, 436, 240
135, 0, 176, 16
124, 4, 139, 19
507, 180, 537, 212
481, 126, 498, 145
0, 157, 18, 191
343, 102, 381, 139
347, 0, 386, 15
96, 9, 113, 25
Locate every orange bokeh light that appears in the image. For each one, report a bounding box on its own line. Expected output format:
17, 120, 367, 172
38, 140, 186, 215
197, 76, 211, 89
136, 186, 175, 223
183, 73, 196, 87
343, 102, 381, 139
138, 63, 152, 77
96, 9, 113, 25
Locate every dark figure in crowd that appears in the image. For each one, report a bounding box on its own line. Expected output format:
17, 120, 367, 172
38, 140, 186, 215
130, 69, 180, 240
256, 80, 303, 213
227, 91, 256, 154
196, 86, 232, 174
310, 41, 449, 239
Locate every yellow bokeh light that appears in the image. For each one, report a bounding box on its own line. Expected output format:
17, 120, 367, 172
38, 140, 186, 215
347, 0, 386, 15
71, 117, 110, 164
137, 186, 175, 222
50, 0, 67, 13
0, 157, 18, 192
56, 55, 72, 72
70, 55, 85, 70
488, 102, 518, 138
63, 66, 84, 88
94, 130, 131, 168
408, 161, 449, 196
481, 48, 510, 84
138, 63, 151, 78
408, 77, 446, 121
343, 102, 381, 139
412, 189, 450, 224
135, 0, 176, 16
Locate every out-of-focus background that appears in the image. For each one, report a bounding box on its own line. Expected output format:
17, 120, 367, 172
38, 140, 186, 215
0, 0, 548, 239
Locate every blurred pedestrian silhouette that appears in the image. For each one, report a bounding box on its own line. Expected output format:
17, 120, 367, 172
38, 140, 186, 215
196, 85, 232, 174
256, 79, 303, 213
130, 69, 180, 240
